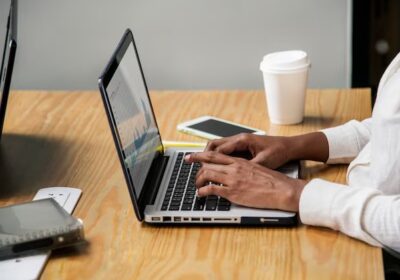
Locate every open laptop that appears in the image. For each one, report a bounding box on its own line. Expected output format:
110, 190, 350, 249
0, 0, 17, 140
98, 29, 299, 225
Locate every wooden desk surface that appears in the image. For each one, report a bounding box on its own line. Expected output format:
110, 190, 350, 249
0, 89, 383, 279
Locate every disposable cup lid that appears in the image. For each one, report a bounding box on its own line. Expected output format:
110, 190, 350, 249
260, 50, 310, 72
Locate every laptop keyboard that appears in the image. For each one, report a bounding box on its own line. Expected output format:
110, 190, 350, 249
161, 152, 231, 211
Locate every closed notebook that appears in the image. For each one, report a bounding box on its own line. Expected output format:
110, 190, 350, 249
0, 198, 84, 259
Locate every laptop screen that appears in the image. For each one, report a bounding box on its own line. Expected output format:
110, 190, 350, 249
105, 42, 162, 196
0, 8, 12, 102
0, 0, 17, 138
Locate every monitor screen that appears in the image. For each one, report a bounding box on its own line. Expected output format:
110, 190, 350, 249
105, 43, 161, 197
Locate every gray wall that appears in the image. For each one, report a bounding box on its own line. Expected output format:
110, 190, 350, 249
0, 0, 351, 90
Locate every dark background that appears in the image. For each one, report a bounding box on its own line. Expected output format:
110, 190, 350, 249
352, 0, 400, 105
353, 0, 400, 276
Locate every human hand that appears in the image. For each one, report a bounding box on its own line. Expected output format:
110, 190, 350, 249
185, 151, 307, 212
205, 133, 293, 169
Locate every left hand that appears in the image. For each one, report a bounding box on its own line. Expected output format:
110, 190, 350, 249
185, 151, 307, 212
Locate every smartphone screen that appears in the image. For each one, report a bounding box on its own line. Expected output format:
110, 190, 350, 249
187, 119, 256, 137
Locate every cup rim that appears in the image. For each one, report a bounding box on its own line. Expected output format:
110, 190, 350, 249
260, 50, 310, 72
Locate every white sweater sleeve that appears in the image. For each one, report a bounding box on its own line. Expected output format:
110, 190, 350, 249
299, 53, 400, 254
300, 179, 400, 252
321, 118, 371, 164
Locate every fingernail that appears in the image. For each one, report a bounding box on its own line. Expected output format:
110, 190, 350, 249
195, 189, 203, 197
184, 154, 191, 161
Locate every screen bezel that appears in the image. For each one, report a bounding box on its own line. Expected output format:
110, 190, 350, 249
0, 0, 17, 139
98, 29, 163, 221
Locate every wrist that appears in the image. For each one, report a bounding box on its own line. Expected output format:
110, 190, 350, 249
286, 132, 329, 162
286, 179, 307, 212
284, 136, 306, 161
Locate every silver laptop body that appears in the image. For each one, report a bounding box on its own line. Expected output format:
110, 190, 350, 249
98, 29, 298, 226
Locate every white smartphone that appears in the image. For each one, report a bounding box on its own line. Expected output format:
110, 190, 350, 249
177, 116, 266, 140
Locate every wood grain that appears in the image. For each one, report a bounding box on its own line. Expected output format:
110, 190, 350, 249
0, 89, 383, 279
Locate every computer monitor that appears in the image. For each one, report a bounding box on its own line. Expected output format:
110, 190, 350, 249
0, 0, 17, 139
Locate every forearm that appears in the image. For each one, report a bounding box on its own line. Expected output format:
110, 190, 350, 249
287, 132, 329, 162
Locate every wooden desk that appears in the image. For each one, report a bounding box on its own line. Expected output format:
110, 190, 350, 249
0, 89, 383, 279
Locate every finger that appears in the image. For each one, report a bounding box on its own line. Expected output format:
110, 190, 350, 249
196, 168, 229, 188
200, 163, 231, 174
185, 151, 235, 165
197, 184, 229, 198
195, 163, 232, 185
214, 141, 239, 155
205, 138, 226, 152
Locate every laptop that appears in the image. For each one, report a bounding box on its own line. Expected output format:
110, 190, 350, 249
0, 0, 17, 140
98, 29, 299, 225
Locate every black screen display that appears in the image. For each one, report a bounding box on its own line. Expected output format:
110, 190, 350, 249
0, 17, 11, 105
188, 119, 257, 137
105, 43, 161, 196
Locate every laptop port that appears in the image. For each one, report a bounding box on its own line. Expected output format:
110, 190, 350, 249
203, 218, 211, 221
183, 217, 189, 221
163, 216, 171, 222
213, 218, 232, 221
260, 218, 279, 223
151, 217, 161, 222
191, 217, 200, 221
174, 217, 181, 222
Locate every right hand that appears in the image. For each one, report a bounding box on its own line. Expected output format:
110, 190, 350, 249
205, 133, 293, 169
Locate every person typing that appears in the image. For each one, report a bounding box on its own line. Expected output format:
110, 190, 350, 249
185, 52, 400, 254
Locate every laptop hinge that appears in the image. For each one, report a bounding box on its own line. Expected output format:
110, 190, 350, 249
138, 153, 169, 214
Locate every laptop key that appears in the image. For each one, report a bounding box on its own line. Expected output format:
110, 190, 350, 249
193, 197, 205, 210
169, 205, 180, 211
193, 203, 204, 211
161, 205, 168, 211
218, 201, 230, 206
205, 200, 217, 211
181, 204, 192, 211
163, 201, 170, 207
205, 204, 217, 211
217, 205, 230, 211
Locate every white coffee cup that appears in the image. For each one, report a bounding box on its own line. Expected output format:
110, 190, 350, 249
260, 50, 310, 125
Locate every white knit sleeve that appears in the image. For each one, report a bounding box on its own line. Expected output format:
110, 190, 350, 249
300, 179, 400, 253
321, 118, 371, 164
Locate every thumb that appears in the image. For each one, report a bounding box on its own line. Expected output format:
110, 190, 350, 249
250, 151, 277, 168
250, 151, 268, 164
